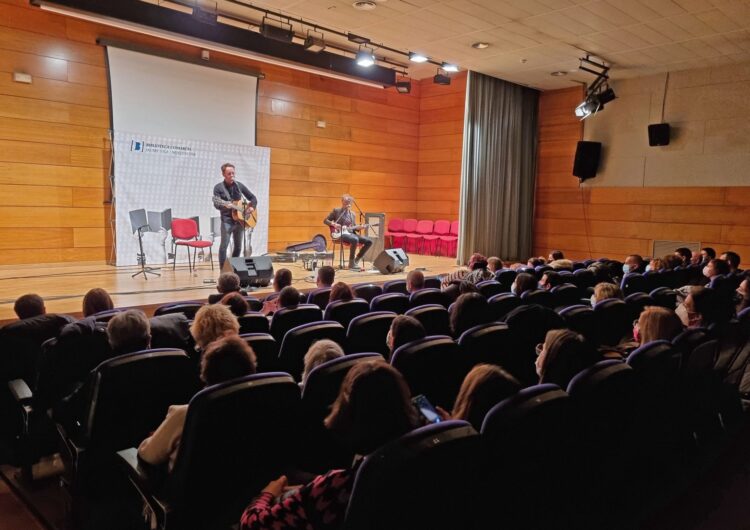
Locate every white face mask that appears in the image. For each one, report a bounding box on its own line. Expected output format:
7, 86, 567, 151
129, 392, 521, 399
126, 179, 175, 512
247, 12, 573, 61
702, 265, 711, 278
622, 264, 631, 274
590, 294, 597, 306
645, 264, 652, 272
511, 281, 517, 296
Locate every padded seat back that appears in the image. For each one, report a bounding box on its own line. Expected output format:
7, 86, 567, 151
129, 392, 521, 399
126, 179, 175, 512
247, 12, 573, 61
404, 304, 450, 336
278, 321, 346, 381
306, 288, 332, 310
624, 292, 657, 323
352, 283, 383, 303
593, 298, 631, 346
620, 273, 648, 295
382, 280, 408, 295
487, 293, 521, 321
391, 336, 465, 408
240, 333, 279, 373
154, 302, 204, 319
237, 312, 269, 335
550, 283, 582, 308
370, 293, 409, 314
269, 304, 322, 342
494, 269, 516, 292
324, 299, 370, 331
344, 421, 482, 530
558, 305, 597, 343
650, 287, 678, 309
408, 288, 450, 308
504, 304, 566, 386
520, 289, 555, 309
346, 311, 395, 356
476, 280, 503, 299
457, 322, 515, 369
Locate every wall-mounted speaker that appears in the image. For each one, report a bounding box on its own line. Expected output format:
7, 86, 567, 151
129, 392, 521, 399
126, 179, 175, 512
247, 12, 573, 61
573, 141, 602, 181
373, 248, 409, 274
648, 123, 670, 146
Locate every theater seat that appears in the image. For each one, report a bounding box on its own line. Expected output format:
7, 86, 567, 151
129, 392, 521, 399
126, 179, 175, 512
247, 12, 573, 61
352, 283, 383, 303
370, 293, 409, 314
324, 299, 370, 331
404, 304, 450, 336
237, 312, 270, 335
118, 372, 301, 530
476, 280, 503, 299
153, 302, 204, 319
346, 311, 395, 356
268, 304, 322, 342
344, 421, 482, 530
408, 288, 450, 309
558, 305, 597, 344
487, 292, 521, 321
278, 321, 346, 381
306, 287, 332, 310
240, 333, 279, 373
457, 322, 515, 370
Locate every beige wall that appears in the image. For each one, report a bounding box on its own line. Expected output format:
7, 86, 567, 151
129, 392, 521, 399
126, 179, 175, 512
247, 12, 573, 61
583, 61, 750, 187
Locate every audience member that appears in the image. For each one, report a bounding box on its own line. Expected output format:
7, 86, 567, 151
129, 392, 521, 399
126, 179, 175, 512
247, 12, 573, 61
139, 335, 256, 470
241, 360, 418, 530
647, 258, 665, 272
720, 251, 741, 273
487, 257, 503, 273
634, 306, 683, 345
511, 273, 537, 297
440, 252, 488, 288
527, 257, 546, 268
406, 270, 425, 293
261, 269, 293, 314
536, 329, 598, 389
386, 315, 426, 359
82, 288, 114, 317
701, 247, 717, 261
677, 286, 730, 328
737, 274, 749, 314
278, 286, 301, 310
548, 250, 564, 262
190, 303, 240, 351
437, 364, 520, 431
209, 272, 244, 304
549, 259, 574, 271
316, 265, 335, 288
464, 254, 494, 284
674, 247, 692, 266
622, 254, 645, 275
13, 293, 45, 320
107, 309, 151, 355
592, 282, 623, 305
221, 292, 249, 317
301, 339, 345, 386
449, 292, 489, 338
329, 282, 355, 303
662, 254, 682, 270
703, 258, 730, 281
539, 271, 562, 291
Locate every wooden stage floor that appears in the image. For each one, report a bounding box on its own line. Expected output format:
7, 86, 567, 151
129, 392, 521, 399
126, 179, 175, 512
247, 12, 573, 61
0, 254, 459, 323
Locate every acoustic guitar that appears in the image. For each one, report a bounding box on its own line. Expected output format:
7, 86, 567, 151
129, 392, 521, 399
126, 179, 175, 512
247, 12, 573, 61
213, 196, 258, 229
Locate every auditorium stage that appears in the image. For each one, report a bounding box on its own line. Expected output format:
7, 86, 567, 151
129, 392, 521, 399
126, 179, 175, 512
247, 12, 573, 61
0, 254, 460, 323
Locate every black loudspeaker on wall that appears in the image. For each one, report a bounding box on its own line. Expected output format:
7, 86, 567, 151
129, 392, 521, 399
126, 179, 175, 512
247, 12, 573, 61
373, 248, 409, 274
573, 141, 602, 181
222, 256, 273, 287
648, 123, 670, 146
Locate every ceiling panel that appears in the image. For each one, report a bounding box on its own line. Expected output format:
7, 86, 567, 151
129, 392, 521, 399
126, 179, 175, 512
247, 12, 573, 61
204, 0, 750, 90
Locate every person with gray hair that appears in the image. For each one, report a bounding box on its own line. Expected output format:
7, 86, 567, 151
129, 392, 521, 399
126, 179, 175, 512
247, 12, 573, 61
323, 193, 372, 269
107, 309, 151, 355
301, 339, 345, 386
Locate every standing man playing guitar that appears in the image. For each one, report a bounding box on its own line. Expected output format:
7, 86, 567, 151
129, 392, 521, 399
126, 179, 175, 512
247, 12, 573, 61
324, 193, 372, 270
213, 162, 257, 270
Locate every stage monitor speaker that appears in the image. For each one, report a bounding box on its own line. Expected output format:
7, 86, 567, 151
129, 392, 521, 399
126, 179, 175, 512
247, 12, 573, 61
648, 123, 670, 146
222, 256, 273, 287
573, 141, 601, 181
373, 248, 409, 274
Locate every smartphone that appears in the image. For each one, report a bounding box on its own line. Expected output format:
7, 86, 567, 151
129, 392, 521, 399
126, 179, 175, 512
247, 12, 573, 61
412, 394, 441, 424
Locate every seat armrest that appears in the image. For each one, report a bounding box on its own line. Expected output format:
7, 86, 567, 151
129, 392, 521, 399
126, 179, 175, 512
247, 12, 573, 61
116, 448, 167, 495
8, 379, 33, 404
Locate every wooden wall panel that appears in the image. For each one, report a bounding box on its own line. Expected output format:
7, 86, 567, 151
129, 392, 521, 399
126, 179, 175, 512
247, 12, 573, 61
533, 86, 750, 267
417, 72, 465, 222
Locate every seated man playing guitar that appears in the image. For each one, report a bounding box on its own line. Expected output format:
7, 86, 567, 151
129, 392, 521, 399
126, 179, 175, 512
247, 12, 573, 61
324, 194, 372, 270
213, 162, 258, 269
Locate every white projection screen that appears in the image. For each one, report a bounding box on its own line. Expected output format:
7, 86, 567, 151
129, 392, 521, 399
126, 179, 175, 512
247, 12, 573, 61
107, 45, 270, 267
107, 46, 257, 144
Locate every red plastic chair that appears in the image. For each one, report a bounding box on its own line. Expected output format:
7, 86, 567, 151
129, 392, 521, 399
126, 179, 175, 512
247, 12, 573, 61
394, 218, 417, 249
171, 218, 213, 272
384, 218, 404, 249
438, 220, 459, 257
423, 219, 451, 255
406, 220, 434, 254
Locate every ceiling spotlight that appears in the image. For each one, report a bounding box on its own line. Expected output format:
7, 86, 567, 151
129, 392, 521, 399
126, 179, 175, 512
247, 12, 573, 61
471, 42, 489, 49
409, 52, 429, 63
304, 31, 325, 53
355, 46, 375, 67
260, 16, 294, 43
441, 62, 459, 72
433, 68, 451, 85
597, 87, 616, 106
395, 80, 412, 94
574, 86, 616, 120
550, 71, 567, 77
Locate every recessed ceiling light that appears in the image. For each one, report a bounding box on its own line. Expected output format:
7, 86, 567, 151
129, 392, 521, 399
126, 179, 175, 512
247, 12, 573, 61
550, 71, 567, 77
441, 62, 459, 72
409, 51, 429, 63
352, 1, 377, 10
471, 42, 489, 49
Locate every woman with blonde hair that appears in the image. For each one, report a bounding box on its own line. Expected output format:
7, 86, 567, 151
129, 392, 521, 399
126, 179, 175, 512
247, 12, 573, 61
634, 306, 683, 345
437, 364, 520, 430
190, 303, 239, 350
592, 282, 624, 305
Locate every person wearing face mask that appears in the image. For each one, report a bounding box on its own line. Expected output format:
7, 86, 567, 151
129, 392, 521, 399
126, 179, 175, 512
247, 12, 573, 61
538, 271, 562, 291
675, 286, 730, 329
621, 254, 645, 278
675, 258, 731, 301
511, 273, 537, 297
737, 275, 750, 314
646, 258, 664, 273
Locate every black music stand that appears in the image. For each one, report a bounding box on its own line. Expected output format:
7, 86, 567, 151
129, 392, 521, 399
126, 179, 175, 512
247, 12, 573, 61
129, 208, 160, 279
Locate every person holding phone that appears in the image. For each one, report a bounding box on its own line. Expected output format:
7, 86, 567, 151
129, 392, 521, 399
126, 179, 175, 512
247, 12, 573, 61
240, 360, 418, 530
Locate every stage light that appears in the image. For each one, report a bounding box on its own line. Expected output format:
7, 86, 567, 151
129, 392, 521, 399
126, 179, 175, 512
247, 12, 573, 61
441, 62, 459, 72
409, 52, 429, 63
348, 33, 370, 44
433, 68, 451, 85
574, 86, 616, 120
260, 16, 294, 43
395, 80, 411, 93
304, 31, 325, 53
597, 87, 616, 106
356, 47, 375, 67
